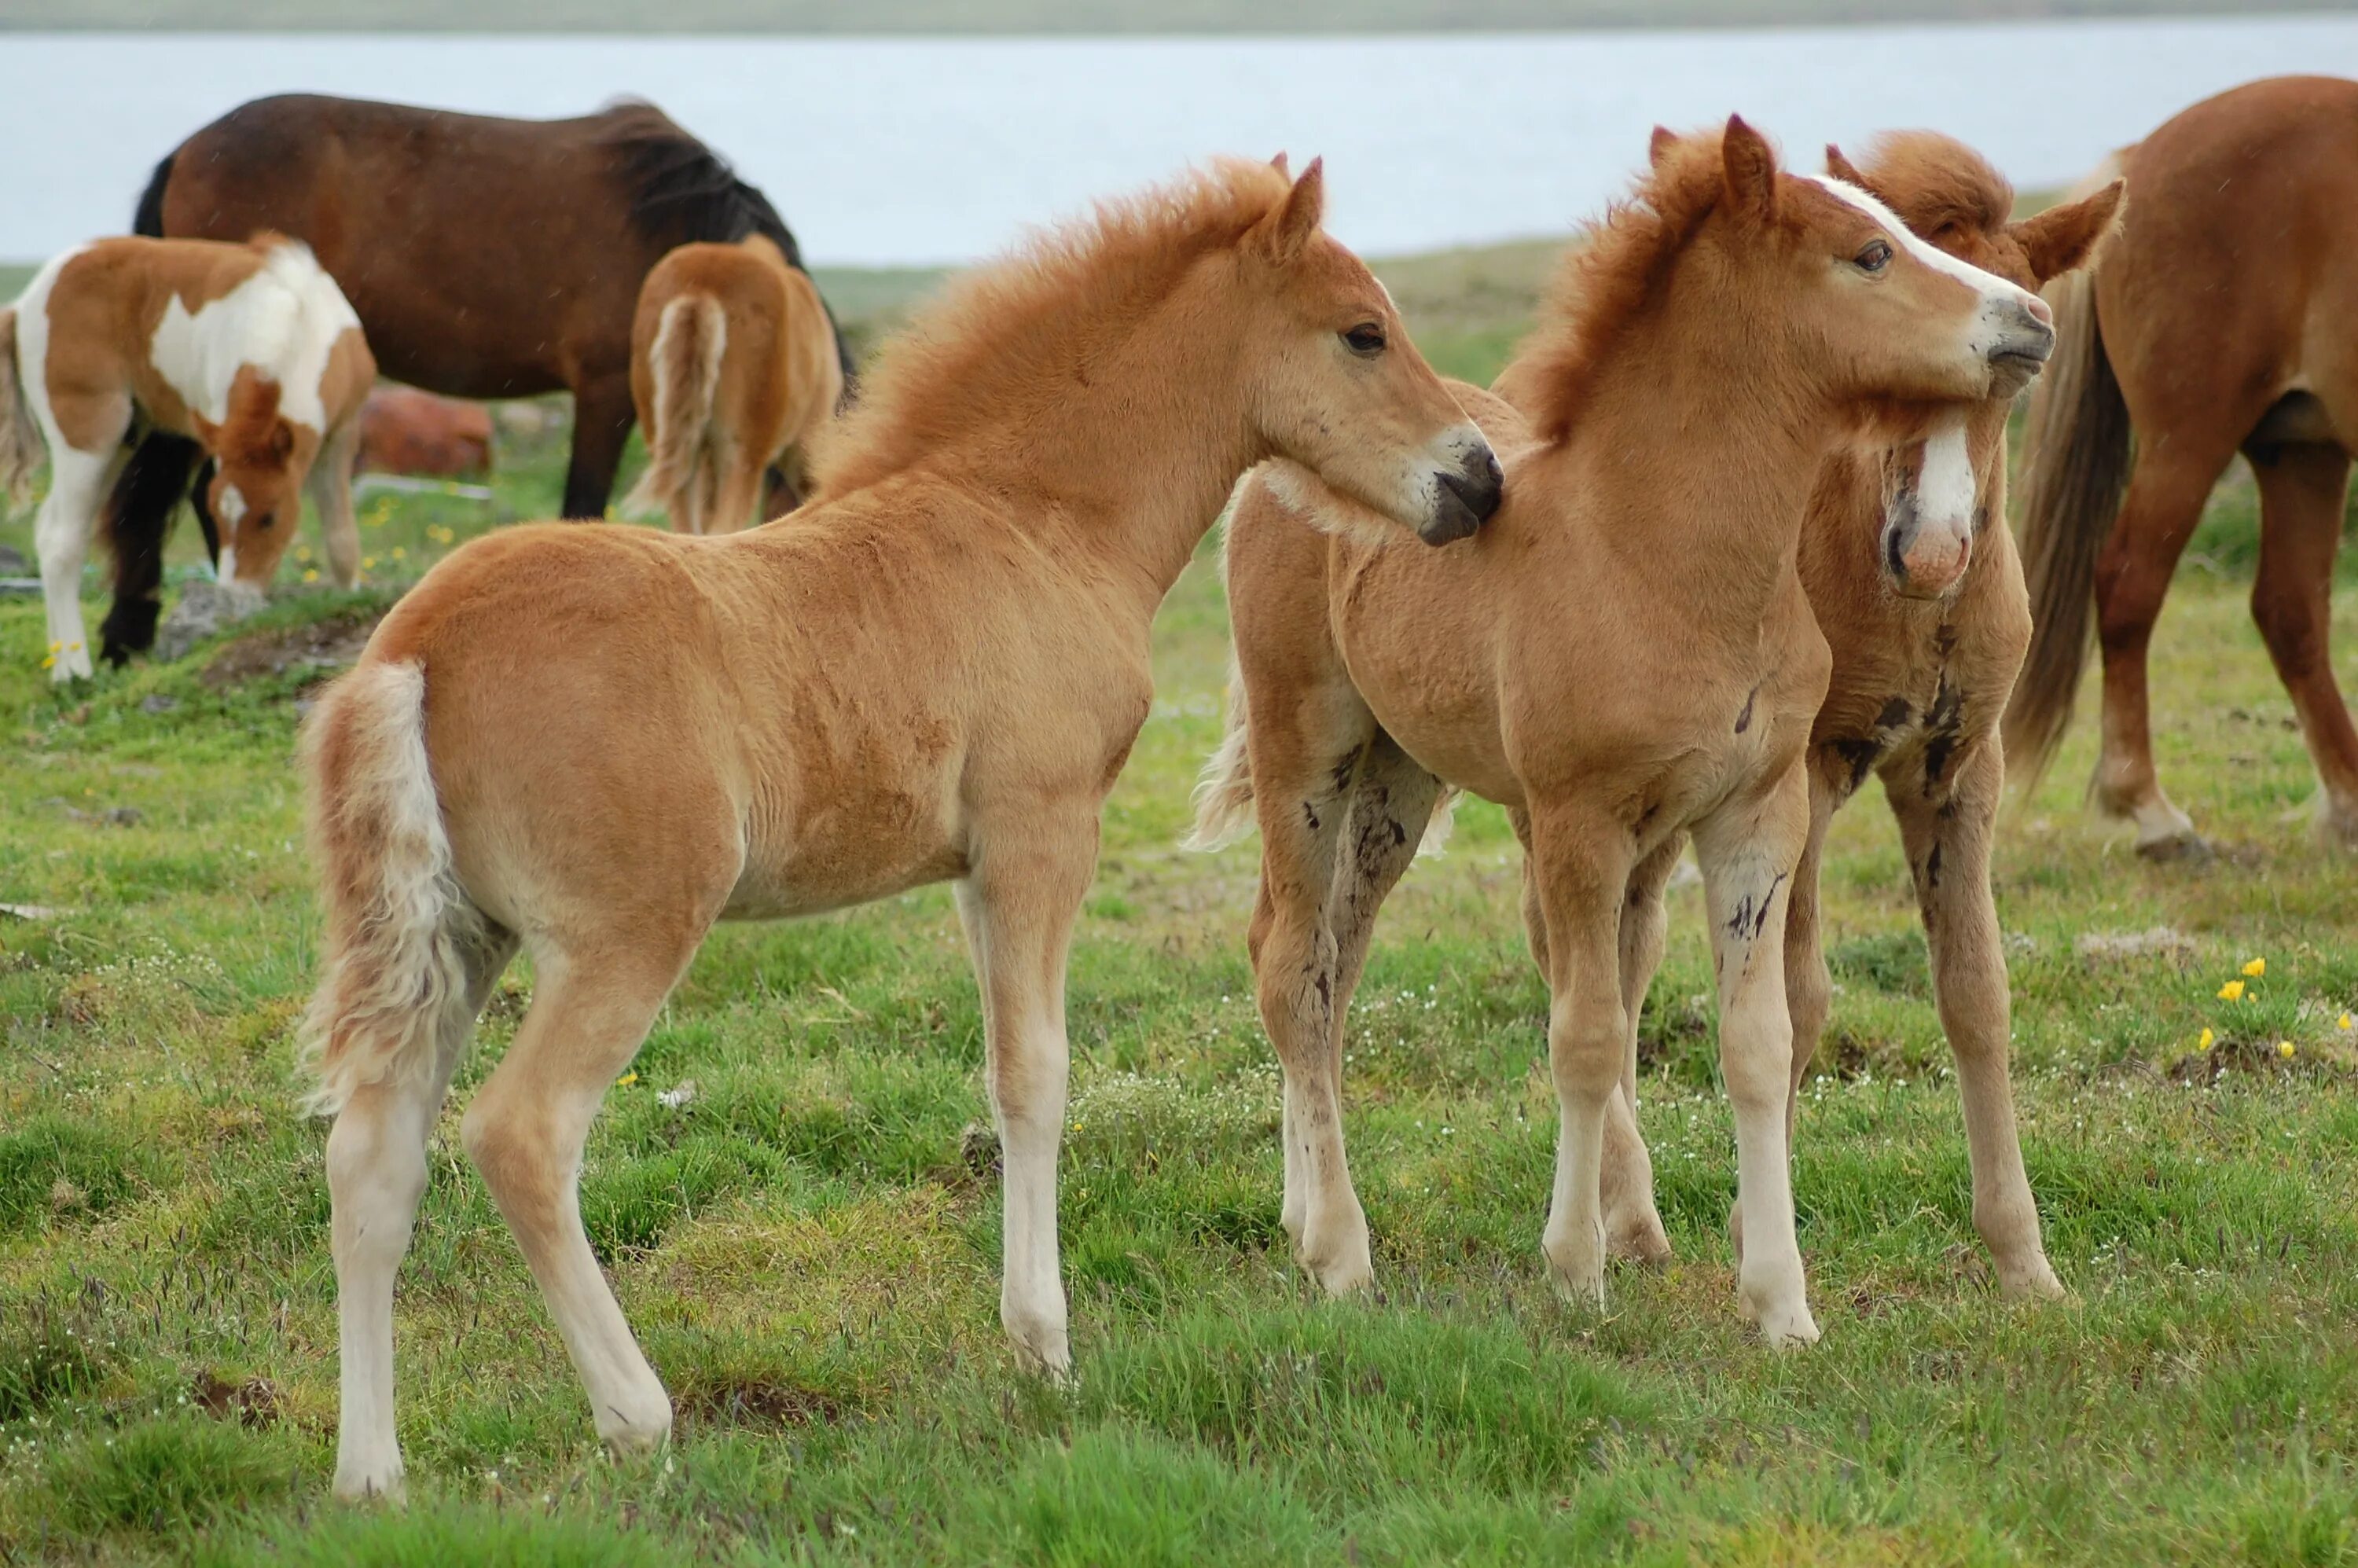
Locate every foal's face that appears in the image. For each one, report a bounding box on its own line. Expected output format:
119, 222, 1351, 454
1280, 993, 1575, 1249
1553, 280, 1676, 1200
1239, 162, 1502, 545
195, 370, 309, 588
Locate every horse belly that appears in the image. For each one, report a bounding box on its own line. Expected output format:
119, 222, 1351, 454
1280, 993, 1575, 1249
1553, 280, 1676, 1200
722, 749, 968, 920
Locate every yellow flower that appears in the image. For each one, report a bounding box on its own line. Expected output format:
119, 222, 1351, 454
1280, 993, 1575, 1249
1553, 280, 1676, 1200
39, 654, 55, 670
302, 569, 319, 584
615, 1071, 638, 1088
2277, 1041, 2296, 1059
2340, 1013, 2353, 1032
2242, 957, 2266, 978
2196, 1027, 2214, 1052
2217, 979, 2245, 1002
362, 556, 377, 570
391, 547, 406, 560
47, 641, 60, 652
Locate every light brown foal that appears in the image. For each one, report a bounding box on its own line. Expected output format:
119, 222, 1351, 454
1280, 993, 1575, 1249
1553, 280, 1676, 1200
1193, 119, 2055, 1343
300, 157, 1500, 1502
1586, 134, 2122, 1299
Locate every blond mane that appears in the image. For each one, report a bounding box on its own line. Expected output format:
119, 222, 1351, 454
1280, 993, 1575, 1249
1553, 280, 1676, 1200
1856, 130, 2015, 239
811, 158, 1295, 498
1496, 128, 1741, 445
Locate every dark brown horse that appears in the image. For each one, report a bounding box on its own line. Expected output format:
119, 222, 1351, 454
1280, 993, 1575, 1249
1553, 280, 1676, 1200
2007, 75, 2358, 856
101, 94, 849, 662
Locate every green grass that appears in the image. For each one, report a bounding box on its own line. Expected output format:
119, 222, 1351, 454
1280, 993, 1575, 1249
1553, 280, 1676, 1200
2, 244, 2357, 1564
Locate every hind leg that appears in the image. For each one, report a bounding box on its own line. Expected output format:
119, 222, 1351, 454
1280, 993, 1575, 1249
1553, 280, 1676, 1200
2246, 442, 2358, 846
560, 372, 635, 520
310, 418, 363, 589
459, 935, 697, 1454
330, 927, 517, 1502
2091, 441, 2236, 854
709, 449, 766, 537
35, 445, 117, 683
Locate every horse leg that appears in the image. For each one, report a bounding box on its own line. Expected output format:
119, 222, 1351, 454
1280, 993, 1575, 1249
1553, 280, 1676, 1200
711, 448, 765, 537
36, 445, 116, 683
1605, 841, 1678, 1263
559, 373, 635, 520
2091, 440, 2235, 855
1691, 769, 1817, 1345
458, 936, 694, 1454
330, 928, 517, 1502
1526, 804, 1636, 1308
953, 806, 1099, 1376
310, 417, 364, 589
1887, 749, 2061, 1299
2246, 441, 2358, 846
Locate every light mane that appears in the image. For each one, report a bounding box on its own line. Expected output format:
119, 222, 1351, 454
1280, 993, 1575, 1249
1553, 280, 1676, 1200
1494, 129, 1736, 445
811, 158, 1293, 498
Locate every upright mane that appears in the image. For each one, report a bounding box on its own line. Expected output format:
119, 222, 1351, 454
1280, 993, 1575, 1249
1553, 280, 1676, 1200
1856, 130, 2015, 239
810, 157, 1295, 498
597, 101, 808, 269
1496, 128, 1740, 445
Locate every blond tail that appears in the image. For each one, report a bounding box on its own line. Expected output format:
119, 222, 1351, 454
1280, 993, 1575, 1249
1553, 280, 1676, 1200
296, 660, 487, 1117
1183, 650, 1258, 851
0, 309, 45, 512
620, 294, 726, 527
2001, 257, 2132, 793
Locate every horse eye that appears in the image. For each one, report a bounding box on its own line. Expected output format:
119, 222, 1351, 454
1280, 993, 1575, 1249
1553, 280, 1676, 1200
1342, 323, 1387, 356
1855, 239, 1893, 274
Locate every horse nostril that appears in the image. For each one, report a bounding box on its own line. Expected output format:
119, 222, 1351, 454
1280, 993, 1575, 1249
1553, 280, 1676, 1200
1447, 450, 1504, 524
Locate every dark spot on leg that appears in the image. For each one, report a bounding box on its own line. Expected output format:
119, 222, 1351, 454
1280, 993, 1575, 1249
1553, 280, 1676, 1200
1923, 842, 1942, 893
1831, 736, 1884, 797
1734, 687, 1757, 734
1303, 802, 1320, 832
1920, 672, 1966, 794
1314, 971, 1331, 1008
1875, 696, 1912, 730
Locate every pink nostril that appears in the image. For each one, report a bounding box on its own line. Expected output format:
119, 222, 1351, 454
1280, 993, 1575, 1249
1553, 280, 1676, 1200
2026, 292, 2055, 328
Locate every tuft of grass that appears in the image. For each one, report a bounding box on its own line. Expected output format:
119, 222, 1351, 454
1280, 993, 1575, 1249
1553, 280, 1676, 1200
41, 1416, 296, 1535
0, 1114, 148, 1236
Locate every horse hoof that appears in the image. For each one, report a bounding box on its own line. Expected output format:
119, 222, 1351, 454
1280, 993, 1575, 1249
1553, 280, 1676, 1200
332, 1465, 408, 1507
2000, 1259, 2066, 1302
1607, 1212, 1675, 1265
2133, 826, 2209, 863
1754, 1305, 1821, 1348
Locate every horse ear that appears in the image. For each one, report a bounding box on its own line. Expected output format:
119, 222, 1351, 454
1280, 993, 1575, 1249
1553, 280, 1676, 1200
2011, 178, 2125, 285
1824, 143, 1872, 193
1721, 115, 1778, 226
1269, 152, 1290, 178
1255, 156, 1325, 266
1647, 126, 1677, 167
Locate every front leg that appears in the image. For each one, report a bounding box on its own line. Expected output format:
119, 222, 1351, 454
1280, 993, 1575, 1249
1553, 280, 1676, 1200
1693, 771, 1819, 1346
1886, 747, 2062, 1299
309, 417, 364, 589
954, 808, 1101, 1378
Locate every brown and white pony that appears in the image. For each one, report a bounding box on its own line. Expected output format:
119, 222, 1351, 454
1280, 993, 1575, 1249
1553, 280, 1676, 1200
299, 156, 1500, 1502
1581, 134, 2121, 1300
2007, 75, 2358, 855
0, 235, 373, 682
622, 233, 846, 532
1190, 119, 2051, 1345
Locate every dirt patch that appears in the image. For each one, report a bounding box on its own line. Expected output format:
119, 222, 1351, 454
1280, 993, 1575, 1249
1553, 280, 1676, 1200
672, 1375, 846, 1433
199, 611, 384, 692
190, 1370, 282, 1429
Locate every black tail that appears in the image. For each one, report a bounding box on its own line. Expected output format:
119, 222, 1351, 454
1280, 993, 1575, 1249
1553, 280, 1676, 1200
97, 431, 204, 665
133, 152, 175, 237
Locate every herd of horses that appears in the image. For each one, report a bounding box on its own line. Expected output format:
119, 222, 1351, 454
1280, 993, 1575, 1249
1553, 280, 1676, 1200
1, 74, 2351, 1502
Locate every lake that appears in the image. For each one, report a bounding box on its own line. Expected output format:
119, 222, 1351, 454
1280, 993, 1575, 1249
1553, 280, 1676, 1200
5, 18, 2356, 266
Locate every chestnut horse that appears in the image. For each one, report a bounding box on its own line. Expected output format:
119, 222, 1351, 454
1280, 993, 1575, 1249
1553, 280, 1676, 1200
1578, 134, 2121, 1301
299, 156, 1500, 1501
622, 233, 845, 532
112, 94, 850, 648
1191, 119, 2053, 1344
0, 236, 373, 681
2007, 76, 2358, 855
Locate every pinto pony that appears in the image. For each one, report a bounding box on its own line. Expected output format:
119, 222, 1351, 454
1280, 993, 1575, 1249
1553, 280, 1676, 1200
622, 234, 846, 532
129, 93, 850, 551
1190, 119, 2053, 1343
2007, 76, 2358, 854
299, 156, 1500, 1501
0, 236, 373, 681
1578, 133, 2121, 1300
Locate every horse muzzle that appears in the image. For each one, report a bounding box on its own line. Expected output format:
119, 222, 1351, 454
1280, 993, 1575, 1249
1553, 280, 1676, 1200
1420, 446, 1504, 545
1882, 494, 1973, 600
1984, 297, 2056, 399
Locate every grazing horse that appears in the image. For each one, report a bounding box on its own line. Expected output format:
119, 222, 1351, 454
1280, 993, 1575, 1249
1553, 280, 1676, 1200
299, 156, 1500, 1502
622, 233, 845, 532
2007, 76, 2358, 855
1189, 119, 2052, 1343
357, 387, 493, 481
0, 236, 373, 681
125, 92, 850, 582
1581, 134, 2121, 1300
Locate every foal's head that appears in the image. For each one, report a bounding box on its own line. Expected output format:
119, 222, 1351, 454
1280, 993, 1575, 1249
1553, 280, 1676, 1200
1827, 132, 2124, 597
1229, 159, 1501, 545
195, 369, 310, 587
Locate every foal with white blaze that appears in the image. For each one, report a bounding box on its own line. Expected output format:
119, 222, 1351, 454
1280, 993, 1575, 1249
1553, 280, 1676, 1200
1193, 121, 2051, 1342
0, 236, 372, 680
300, 157, 1499, 1501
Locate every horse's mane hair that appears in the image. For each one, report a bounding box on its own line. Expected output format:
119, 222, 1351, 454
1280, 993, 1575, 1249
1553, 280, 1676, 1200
1498, 127, 1745, 445
810, 157, 1295, 498
596, 100, 808, 270
1857, 130, 2015, 239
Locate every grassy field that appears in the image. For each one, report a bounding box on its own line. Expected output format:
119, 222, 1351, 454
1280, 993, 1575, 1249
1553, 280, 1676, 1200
1, 246, 2356, 1565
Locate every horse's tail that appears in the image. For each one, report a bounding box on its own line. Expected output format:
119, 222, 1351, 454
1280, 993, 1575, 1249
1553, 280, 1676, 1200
621, 294, 726, 524
0, 309, 42, 512
132, 151, 175, 237
1184, 646, 1258, 852
297, 659, 488, 1118
2002, 248, 2132, 791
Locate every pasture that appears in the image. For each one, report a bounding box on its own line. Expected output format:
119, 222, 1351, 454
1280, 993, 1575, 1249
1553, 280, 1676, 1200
1, 244, 2354, 1564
